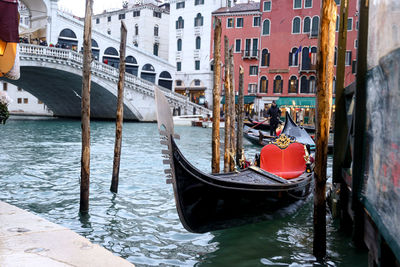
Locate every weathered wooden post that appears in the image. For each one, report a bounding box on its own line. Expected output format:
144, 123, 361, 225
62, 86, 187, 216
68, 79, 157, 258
229, 47, 236, 171
110, 21, 127, 194
211, 17, 222, 174
223, 36, 231, 173
80, 0, 93, 214
236, 66, 244, 166
313, 0, 337, 260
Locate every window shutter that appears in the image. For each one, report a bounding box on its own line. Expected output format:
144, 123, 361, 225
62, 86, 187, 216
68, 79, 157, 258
289, 52, 292, 66
267, 53, 270, 66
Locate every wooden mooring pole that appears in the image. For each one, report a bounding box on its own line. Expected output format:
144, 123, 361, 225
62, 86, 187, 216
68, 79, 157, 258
211, 17, 221, 174
80, 0, 93, 214
236, 66, 244, 167
313, 0, 337, 260
223, 36, 231, 173
229, 47, 236, 172
110, 21, 127, 194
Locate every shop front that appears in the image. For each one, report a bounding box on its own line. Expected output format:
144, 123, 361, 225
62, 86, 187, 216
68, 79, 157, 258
174, 87, 207, 105
221, 95, 256, 117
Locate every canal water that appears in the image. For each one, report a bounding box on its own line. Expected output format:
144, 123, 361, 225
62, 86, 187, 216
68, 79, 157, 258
0, 118, 367, 266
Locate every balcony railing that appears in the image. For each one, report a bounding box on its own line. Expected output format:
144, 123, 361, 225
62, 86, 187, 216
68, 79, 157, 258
242, 49, 259, 59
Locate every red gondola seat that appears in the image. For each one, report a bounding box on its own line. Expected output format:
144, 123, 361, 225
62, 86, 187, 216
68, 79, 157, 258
260, 141, 306, 179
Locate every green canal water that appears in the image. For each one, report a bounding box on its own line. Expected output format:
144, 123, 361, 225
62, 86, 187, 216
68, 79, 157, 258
0, 118, 367, 266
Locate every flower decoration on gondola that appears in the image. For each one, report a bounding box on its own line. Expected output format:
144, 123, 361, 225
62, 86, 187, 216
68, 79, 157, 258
0, 91, 11, 124
270, 134, 296, 149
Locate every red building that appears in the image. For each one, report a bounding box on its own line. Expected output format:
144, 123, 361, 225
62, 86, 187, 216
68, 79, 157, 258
211, 0, 358, 124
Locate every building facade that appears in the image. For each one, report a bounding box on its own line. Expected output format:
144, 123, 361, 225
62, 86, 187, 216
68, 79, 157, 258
211, 0, 358, 123
169, 0, 226, 106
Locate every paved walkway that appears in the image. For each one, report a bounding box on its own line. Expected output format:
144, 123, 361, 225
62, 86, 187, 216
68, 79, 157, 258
0, 201, 133, 266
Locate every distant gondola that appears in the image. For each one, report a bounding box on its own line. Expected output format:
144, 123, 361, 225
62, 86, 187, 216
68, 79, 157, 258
155, 88, 314, 233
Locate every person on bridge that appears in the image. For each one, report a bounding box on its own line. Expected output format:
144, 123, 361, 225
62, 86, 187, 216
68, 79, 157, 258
266, 100, 281, 136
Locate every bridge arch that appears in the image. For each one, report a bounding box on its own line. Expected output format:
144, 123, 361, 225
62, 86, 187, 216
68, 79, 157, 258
141, 64, 156, 83
126, 56, 138, 76
103, 47, 119, 68
158, 71, 172, 90
58, 28, 78, 50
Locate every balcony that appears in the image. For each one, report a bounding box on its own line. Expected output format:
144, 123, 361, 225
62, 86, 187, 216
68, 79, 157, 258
299, 63, 317, 73
242, 49, 259, 59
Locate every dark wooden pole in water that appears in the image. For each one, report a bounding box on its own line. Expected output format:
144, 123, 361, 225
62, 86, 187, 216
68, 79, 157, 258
110, 21, 127, 194
313, 0, 336, 260
236, 66, 244, 166
333, 0, 349, 183
223, 35, 231, 173
211, 17, 221, 174
80, 0, 93, 214
229, 47, 236, 172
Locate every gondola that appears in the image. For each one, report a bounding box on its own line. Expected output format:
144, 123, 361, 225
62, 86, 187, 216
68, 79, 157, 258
244, 113, 316, 150
155, 88, 313, 233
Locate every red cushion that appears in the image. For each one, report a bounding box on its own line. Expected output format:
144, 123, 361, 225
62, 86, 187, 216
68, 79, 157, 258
260, 142, 306, 179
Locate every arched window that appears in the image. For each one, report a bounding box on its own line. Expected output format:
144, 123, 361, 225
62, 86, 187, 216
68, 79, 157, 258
311, 16, 319, 37
91, 39, 100, 61
300, 76, 309, 93
154, 25, 159, 36
176, 16, 184, 29
310, 47, 317, 65
158, 71, 173, 90
141, 64, 156, 83
292, 17, 301, 34
289, 47, 299, 66
103, 47, 119, 68
59, 28, 77, 39
262, 19, 270, 35
153, 43, 159, 56
333, 77, 336, 94
303, 17, 311, 33
142, 63, 155, 72
58, 28, 78, 49
336, 15, 340, 31
259, 76, 268, 93
334, 47, 337, 66
194, 13, 203, 27
135, 24, 139, 35
261, 49, 270, 67
177, 39, 182, 51
126, 55, 138, 76
309, 76, 316, 93
288, 76, 298, 93
195, 36, 201, 49
104, 47, 118, 56
301, 46, 310, 70
273, 75, 283, 93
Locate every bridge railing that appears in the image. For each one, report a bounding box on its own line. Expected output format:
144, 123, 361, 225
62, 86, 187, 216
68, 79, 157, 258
19, 44, 211, 116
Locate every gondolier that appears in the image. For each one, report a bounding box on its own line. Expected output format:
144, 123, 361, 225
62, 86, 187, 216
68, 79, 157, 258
267, 100, 281, 136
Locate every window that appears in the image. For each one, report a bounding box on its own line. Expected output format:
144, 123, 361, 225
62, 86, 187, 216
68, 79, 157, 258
118, 13, 125, 20
336, 15, 339, 31
17, 87, 22, 91
195, 60, 200, 70
236, 18, 243, 28
96, 18, 100, 24
261, 49, 270, 67
135, 24, 138, 35
176, 16, 184, 29
294, 0, 302, 9
253, 16, 261, 27
176, 1, 185, 9
248, 84, 257, 94
352, 60, 357, 74
347, 18, 353, 31
263, 1, 271, 11
356, 20, 359, 30
195, 0, 204, 5
177, 62, 181, 71
176, 80, 182, 86
195, 36, 201, 49
133, 42, 138, 47
262, 19, 270, 35
133, 11, 140, 17
17, 98, 22, 104
244, 39, 251, 57
303, 17, 311, 33
333, 77, 336, 94
194, 79, 201, 86
288, 76, 298, 93
292, 17, 301, 34
259, 76, 268, 93
334, 47, 337, 66
334, 0, 340, 5
300, 76, 309, 93
311, 16, 319, 37
3, 83, 7, 91
227, 18, 234, 28
304, 0, 312, 8
177, 39, 182, 51
249, 66, 258, 75
23, 98, 28, 104
154, 25, 159, 36
273, 76, 283, 93
252, 38, 258, 57
345, 51, 352, 65
235, 39, 241, 53
309, 76, 316, 93
194, 13, 203, 27
153, 43, 159, 56
289, 47, 299, 66
354, 39, 358, 48
310, 47, 317, 65
107, 29, 111, 35
107, 16, 111, 22
153, 11, 161, 18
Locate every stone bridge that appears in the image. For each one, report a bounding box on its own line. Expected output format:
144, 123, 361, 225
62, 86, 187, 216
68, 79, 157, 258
2, 44, 210, 121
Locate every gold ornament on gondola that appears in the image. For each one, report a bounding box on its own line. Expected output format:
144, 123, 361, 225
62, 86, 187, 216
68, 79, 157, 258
271, 134, 295, 149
